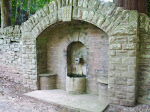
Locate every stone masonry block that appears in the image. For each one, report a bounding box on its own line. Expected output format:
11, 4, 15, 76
122, 58, 136, 65
116, 50, 128, 57
52, 1, 58, 11
109, 44, 122, 50
109, 37, 116, 44
128, 65, 136, 71
109, 77, 115, 84
129, 50, 136, 57
72, 7, 78, 19
56, 0, 62, 9
48, 3, 54, 13
82, 10, 88, 20
73, 0, 78, 6
83, 0, 88, 8
30, 75, 37, 80
86, 11, 94, 22
96, 14, 105, 27
109, 97, 120, 104
109, 50, 116, 56
110, 58, 122, 64
91, 13, 99, 25
127, 86, 136, 93
109, 64, 115, 71
128, 36, 138, 43
120, 100, 135, 106
122, 71, 135, 78
116, 65, 128, 71
115, 77, 127, 85
126, 93, 135, 100
43, 5, 50, 15
78, 0, 84, 7
116, 95, 126, 99
122, 44, 136, 50
62, 6, 72, 21
129, 10, 138, 28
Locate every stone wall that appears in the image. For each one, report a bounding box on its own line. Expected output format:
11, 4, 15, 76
138, 14, 150, 105
0, 0, 141, 107
0, 26, 22, 82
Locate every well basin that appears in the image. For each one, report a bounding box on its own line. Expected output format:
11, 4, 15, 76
66, 75, 86, 94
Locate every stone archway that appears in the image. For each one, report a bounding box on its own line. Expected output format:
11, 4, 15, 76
36, 20, 109, 94
21, 0, 138, 106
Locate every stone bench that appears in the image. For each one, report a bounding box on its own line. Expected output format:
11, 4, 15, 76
39, 73, 57, 90
97, 77, 108, 103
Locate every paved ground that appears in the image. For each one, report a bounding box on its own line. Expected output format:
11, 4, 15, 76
0, 77, 150, 112
25, 90, 108, 112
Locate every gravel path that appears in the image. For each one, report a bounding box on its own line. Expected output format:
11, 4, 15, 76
0, 77, 150, 112
104, 104, 150, 112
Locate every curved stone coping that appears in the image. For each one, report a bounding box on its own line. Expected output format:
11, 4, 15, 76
0, 25, 21, 35
39, 73, 57, 77
97, 77, 108, 85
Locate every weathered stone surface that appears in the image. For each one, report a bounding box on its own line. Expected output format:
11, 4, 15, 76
0, 0, 146, 107
62, 6, 72, 21
109, 44, 122, 50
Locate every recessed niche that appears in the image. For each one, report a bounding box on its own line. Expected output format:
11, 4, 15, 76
67, 41, 87, 77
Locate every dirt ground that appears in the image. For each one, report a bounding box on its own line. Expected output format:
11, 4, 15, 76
0, 77, 77, 112
0, 77, 150, 112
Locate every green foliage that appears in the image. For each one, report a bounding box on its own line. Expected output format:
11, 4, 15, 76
0, 0, 54, 26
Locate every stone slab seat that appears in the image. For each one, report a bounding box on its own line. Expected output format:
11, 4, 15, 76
98, 77, 108, 103
39, 73, 57, 90
97, 76, 108, 85
39, 73, 57, 77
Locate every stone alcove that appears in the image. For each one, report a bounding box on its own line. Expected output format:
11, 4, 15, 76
36, 20, 108, 94
21, 0, 138, 106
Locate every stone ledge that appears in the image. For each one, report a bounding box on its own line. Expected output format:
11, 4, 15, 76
39, 73, 57, 77
98, 77, 108, 85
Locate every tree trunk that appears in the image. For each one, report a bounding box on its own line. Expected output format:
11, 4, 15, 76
138, 0, 148, 15
1, 0, 11, 28
123, 0, 130, 10
10, 0, 12, 25
15, 0, 18, 25
113, 0, 148, 15
130, 0, 138, 10
18, 0, 21, 25
27, 0, 31, 19
113, 0, 123, 7
20, 0, 23, 23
